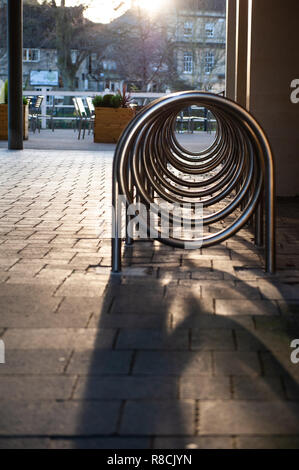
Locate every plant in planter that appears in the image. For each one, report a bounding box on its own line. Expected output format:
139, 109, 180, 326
117, 84, 132, 109
0, 80, 29, 141
92, 87, 135, 143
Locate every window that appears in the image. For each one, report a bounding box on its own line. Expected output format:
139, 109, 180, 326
71, 50, 78, 65
204, 52, 215, 74
23, 48, 40, 62
205, 23, 215, 38
102, 60, 117, 71
183, 52, 193, 74
184, 21, 193, 37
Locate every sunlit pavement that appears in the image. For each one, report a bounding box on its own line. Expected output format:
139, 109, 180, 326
0, 146, 299, 449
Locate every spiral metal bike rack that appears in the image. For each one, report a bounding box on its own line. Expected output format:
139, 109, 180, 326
112, 91, 276, 273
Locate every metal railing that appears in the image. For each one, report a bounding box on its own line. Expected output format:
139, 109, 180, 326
23, 90, 167, 129
23, 89, 224, 130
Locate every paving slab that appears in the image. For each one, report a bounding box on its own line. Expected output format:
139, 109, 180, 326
200, 401, 299, 435
116, 328, 189, 350
0, 349, 71, 375
180, 376, 231, 399
50, 437, 151, 449
74, 376, 178, 400
236, 436, 299, 449
133, 351, 212, 376
153, 437, 234, 449
120, 400, 195, 435
3, 328, 116, 350
0, 401, 121, 436
66, 350, 133, 375
0, 376, 76, 401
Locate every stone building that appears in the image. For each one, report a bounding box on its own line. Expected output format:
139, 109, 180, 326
0, 45, 122, 93
170, 0, 226, 92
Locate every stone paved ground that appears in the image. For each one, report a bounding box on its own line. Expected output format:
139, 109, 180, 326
0, 129, 216, 152
0, 147, 299, 449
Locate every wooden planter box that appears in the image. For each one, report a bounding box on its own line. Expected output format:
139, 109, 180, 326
0, 104, 29, 141
94, 107, 135, 143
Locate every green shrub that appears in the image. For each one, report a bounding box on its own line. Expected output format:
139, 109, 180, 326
3, 80, 28, 105
102, 94, 114, 107
93, 94, 123, 108
111, 95, 122, 108
92, 95, 103, 107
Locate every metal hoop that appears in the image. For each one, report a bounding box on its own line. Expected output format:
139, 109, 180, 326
112, 91, 276, 274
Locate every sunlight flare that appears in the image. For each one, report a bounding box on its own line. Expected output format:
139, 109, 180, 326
39, 0, 171, 24
134, 0, 170, 13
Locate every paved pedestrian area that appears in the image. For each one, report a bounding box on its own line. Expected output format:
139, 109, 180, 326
0, 148, 299, 449
0, 129, 216, 152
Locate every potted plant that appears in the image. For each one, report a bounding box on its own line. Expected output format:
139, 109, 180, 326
0, 80, 29, 141
92, 85, 135, 143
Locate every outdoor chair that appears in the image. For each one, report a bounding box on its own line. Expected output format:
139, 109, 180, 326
25, 97, 32, 108
72, 97, 81, 133
206, 109, 217, 134
28, 95, 44, 133
86, 97, 95, 135
176, 109, 193, 133
47, 96, 63, 132
188, 106, 208, 133
35, 96, 61, 132
73, 97, 89, 140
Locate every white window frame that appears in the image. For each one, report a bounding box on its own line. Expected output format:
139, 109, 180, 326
103, 60, 117, 71
23, 48, 40, 62
71, 50, 78, 65
183, 21, 193, 37
205, 23, 215, 38
183, 52, 193, 74
204, 51, 215, 74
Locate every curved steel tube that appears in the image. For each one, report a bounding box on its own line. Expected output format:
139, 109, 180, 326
112, 91, 276, 273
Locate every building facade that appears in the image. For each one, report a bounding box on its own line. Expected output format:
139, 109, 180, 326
108, 0, 226, 93
0, 46, 121, 93
173, 5, 226, 92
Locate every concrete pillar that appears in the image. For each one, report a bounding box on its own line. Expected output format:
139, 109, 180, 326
225, 0, 237, 99
235, 0, 248, 107
247, 0, 299, 196
7, 0, 23, 150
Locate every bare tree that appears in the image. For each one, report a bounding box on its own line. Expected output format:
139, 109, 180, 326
35, 1, 109, 89
102, 2, 225, 92
106, 8, 177, 92
52, 1, 100, 89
